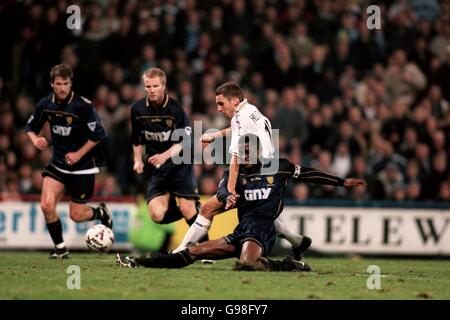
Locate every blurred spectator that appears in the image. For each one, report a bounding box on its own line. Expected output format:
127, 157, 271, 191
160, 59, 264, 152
29, 170, 43, 195
428, 85, 450, 119
437, 182, 450, 202
415, 143, 432, 177
199, 175, 217, 196
434, 46, 450, 101
2, 175, 21, 201
399, 127, 419, 159
272, 87, 308, 149
405, 180, 423, 201
429, 22, 450, 62
332, 142, 352, 178
309, 150, 339, 199
292, 183, 309, 201
96, 175, 121, 197
426, 152, 449, 198
383, 50, 426, 105
368, 138, 407, 174
373, 162, 405, 200
18, 164, 33, 193
405, 159, 424, 187
288, 22, 314, 64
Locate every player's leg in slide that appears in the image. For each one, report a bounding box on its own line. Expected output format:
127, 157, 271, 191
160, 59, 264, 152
233, 240, 267, 271
40, 176, 68, 258
116, 238, 236, 268
172, 195, 225, 253
234, 240, 311, 272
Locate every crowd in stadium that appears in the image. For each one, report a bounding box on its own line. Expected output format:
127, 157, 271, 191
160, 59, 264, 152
0, 0, 449, 202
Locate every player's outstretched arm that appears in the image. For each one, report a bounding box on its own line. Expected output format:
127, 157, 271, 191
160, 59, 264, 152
296, 167, 366, 188
200, 127, 231, 145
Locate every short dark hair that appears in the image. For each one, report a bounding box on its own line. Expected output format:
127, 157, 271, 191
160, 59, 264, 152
50, 63, 73, 82
215, 82, 244, 101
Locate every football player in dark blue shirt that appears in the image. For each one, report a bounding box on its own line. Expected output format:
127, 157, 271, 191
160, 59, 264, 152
116, 134, 366, 271
130, 68, 202, 230
25, 64, 112, 259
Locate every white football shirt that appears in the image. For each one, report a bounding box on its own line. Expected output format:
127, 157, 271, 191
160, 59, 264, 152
229, 99, 275, 159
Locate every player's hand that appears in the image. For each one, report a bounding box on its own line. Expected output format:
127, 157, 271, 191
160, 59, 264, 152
344, 178, 367, 188
148, 153, 168, 168
32, 137, 48, 150
200, 133, 215, 147
133, 160, 144, 174
65, 152, 81, 166
225, 193, 240, 210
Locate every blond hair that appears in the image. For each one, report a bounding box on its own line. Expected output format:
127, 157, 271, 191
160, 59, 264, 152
142, 68, 166, 85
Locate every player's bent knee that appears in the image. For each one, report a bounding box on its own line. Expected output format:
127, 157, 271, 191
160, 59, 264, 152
200, 203, 216, 220
147, 206, 166, 222
240, 240, 263, 263
147, 202, 168, 223
40, 200, 56, 215
148, 210, 165, 223
150, 214, 164, 223
179, 202, 196, 218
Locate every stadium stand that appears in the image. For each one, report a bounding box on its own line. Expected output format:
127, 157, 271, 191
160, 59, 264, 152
0, 0, 449, 203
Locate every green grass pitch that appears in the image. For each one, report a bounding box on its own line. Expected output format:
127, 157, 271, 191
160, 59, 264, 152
0, 251, 449, 299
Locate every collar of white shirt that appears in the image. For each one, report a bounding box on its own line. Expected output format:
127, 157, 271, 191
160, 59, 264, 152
235, 98, 248, 112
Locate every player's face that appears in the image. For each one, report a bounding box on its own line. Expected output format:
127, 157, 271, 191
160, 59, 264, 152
216, 94, 238, 119
51, 76, 72, 101
144, 76, 166, 104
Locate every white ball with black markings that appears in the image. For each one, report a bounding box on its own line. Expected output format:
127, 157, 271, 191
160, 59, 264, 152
85, 224, 114, 252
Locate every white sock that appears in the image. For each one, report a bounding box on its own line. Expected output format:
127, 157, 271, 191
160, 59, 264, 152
55, 242, 66, 249
173, 215, 212, 253
274, 218, 303, 247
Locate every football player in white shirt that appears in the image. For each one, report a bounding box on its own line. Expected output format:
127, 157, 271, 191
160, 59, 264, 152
173, 82, 311, 260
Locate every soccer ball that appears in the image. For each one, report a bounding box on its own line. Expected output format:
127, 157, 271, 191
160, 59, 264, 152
85, 224, 114, 252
